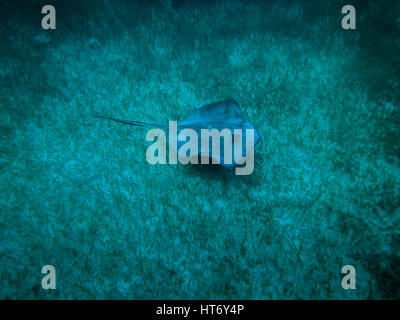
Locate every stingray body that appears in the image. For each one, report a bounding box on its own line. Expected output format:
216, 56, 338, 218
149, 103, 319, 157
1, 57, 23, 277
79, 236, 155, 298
95, 99, 260, 168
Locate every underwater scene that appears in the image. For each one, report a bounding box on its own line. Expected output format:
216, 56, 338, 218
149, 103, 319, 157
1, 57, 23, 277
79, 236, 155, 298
0, 0, 399, 299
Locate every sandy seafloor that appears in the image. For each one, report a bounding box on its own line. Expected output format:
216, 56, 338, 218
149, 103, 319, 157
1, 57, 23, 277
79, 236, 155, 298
0, 0, 399, 299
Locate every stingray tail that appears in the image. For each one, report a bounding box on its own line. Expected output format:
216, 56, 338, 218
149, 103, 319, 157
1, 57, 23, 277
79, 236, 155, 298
93, 115, 164, 128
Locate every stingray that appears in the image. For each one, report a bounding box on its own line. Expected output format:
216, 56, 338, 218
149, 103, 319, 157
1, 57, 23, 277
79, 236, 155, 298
94, 99, 260, 169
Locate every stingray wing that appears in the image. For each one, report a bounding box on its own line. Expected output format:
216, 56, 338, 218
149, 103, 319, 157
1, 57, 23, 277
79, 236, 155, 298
179, 99, 246, 127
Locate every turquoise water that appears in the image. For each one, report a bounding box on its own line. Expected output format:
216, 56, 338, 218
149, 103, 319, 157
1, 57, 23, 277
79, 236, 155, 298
1, 0, 399, 299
